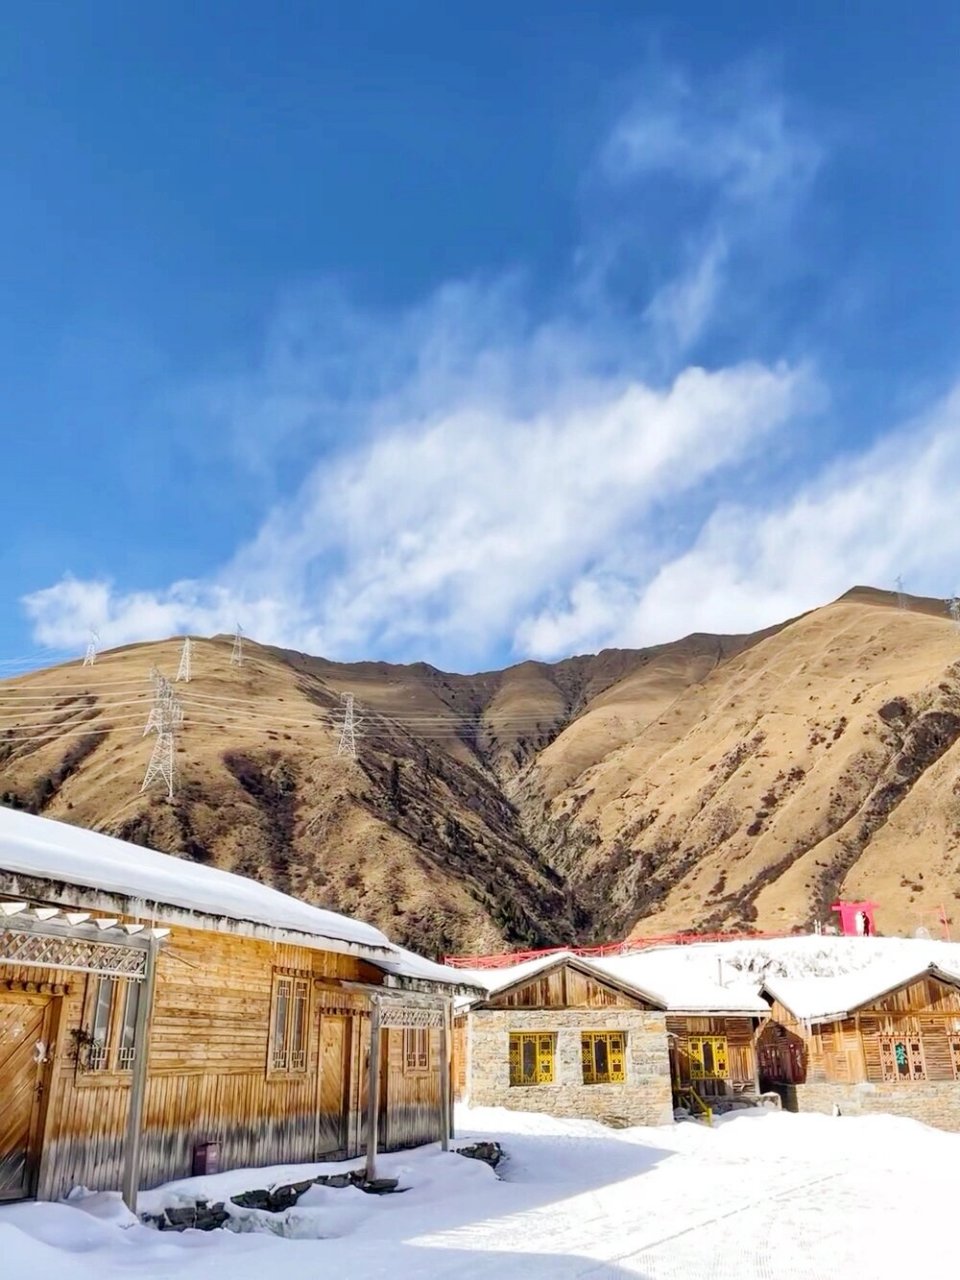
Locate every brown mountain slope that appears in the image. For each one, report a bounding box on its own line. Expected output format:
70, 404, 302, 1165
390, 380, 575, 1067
513, 586, 960, 939
2, 586, 959, 949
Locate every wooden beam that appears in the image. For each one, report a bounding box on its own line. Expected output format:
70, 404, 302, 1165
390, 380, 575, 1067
121, 938, 159, 1213
364, 996, 381, 1182
440, 999, 451, 1150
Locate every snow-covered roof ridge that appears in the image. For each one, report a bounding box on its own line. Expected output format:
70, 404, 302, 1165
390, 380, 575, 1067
0, 807, 474, 990
593, 950, 769, 1015
457, 947, 769, 1014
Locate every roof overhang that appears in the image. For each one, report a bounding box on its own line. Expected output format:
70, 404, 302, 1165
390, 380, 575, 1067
0, 869, 395, 964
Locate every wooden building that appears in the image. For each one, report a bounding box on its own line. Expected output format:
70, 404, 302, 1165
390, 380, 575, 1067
0, 807, 479, 1206
758, 963, 960, 1130
453, 949, 770, 1126
665, 1014, 765, 1113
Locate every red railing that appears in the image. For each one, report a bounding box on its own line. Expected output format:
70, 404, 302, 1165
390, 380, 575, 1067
442, 929, 793, 969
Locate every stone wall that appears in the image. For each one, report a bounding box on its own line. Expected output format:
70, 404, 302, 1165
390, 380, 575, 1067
781, 1080, 960, 1132
466, 1008, 673, 1127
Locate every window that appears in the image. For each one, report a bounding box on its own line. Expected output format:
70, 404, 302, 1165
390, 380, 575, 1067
82, 975, 141, 1073
509, 1032, 555, 1086
404, 1027, 430, 1073
581, 1032, 626, 1085
879, 1034, 926, 1082
689, 1036, 729, 1080
270, 972, 310, 1073
951, 1036, 960, 1080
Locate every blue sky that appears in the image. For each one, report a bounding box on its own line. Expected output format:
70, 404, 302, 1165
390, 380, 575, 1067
4, 2, 960, 671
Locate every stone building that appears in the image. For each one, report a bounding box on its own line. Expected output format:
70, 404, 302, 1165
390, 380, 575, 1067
453, 950, 770, 1126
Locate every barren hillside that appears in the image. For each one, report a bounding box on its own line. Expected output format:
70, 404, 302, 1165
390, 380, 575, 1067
513, 587, 960, 940
2, 587, 959, 951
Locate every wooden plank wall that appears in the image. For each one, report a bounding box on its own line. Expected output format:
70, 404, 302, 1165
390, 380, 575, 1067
381, 1027, 442, 1150
0, 922, 448, 1200
769, 977, 960, 1085
488, 965, 644, 1010
666, 1015, 758, 1096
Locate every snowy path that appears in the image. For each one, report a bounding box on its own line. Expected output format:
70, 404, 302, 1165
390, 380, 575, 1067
1, 1106, 954, 1278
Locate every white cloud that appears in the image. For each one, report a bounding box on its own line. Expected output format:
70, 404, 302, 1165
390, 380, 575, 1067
515, 386, 960, 655
602, 66, 821, 204
23, 353, 810, 664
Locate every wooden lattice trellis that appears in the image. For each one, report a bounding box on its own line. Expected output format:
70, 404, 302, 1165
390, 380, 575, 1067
0, 923, 150, 980
378, 1001, 445, 1030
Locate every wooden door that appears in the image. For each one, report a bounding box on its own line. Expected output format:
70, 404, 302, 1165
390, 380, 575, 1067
317, 1015, 350, 1155
0, 994, 52, 1201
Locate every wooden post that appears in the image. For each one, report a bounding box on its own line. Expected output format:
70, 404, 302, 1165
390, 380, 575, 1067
364, 997, 381, 1182
121, 938, 159, 1213
440, 1001, 451, 1151
751, 1019, 763, 1094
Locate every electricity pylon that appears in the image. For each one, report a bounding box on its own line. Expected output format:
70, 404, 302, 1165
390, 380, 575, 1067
946, 597, 960, 631
336, 692, 360, 760
176, 637, 192, 682
82, 630, 99, 667
895, 576, 908, 610
230, 623, 243, 668
141, 671, 183, 801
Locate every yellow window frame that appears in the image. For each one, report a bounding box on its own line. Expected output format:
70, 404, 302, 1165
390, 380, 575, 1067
689, 1036, 729, 1080
581, 1031, 626, 1084
509, 1031, 555, 1086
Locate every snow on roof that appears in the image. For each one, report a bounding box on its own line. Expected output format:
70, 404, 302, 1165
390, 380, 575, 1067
456, 947, 767, 1014
454, 935, 960, 1018
456, 951, 584, 998
0, 805, 410, 964
378, 945, 487, 993
593, 949, 769, 1015
673, 934, 960, 1021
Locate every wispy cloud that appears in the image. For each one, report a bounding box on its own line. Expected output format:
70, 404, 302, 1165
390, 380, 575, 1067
24, 60, 945, 672
515, 385, 960, 655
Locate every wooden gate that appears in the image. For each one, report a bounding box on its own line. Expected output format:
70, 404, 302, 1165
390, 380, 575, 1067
317, 1015, 351, 1155
0, 993, 52, 1201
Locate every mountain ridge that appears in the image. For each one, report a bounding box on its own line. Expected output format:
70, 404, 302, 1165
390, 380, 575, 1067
2, 585, 959, 952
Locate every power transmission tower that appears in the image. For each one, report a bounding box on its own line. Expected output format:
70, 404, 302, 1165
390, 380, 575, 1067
230, 623, 244, 668
82, 630, 99, 667
336, 692, 361, 760
176, 637, 193, 682
946, 597, 960, 631
141, 671, 183, 801
895, 576, 908, 610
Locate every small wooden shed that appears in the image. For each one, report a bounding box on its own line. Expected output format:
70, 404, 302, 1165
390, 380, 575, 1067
0, 807, 478, 1206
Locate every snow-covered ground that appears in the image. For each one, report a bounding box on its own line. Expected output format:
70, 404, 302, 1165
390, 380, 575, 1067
2, 1104, 954, 1279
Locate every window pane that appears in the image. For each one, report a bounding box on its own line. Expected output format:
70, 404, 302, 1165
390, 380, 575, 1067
894, 1041, 909, 1078
90, 978, 115, 1070
702, 1041, 715, 1075
522, 1036, 537, 1080
594, 1037, 609, 1078
290, 980, 308, 1070
118, 981, 141, 1069
273, 978, 290, 1070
